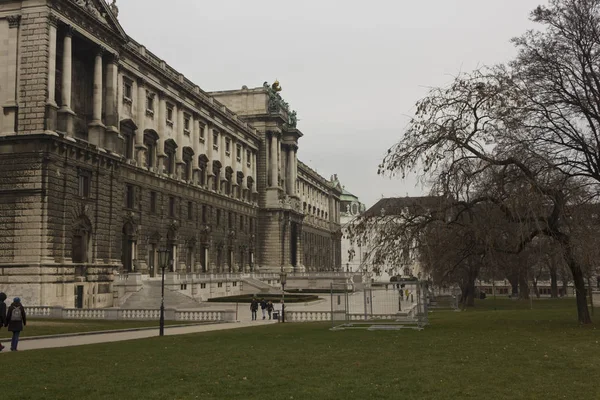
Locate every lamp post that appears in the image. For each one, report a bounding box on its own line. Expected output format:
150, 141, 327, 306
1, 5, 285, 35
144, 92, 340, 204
157, 247, 169, 337
280, 271, 287, 323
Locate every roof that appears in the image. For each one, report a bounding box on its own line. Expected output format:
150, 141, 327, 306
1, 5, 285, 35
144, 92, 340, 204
363, 196, 447, 217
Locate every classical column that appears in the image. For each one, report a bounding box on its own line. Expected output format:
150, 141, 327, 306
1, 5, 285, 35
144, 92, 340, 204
242, 144, 248, 196
88, 47, 106, 146
220, 132, 227, 186
252, 152, 258, 193
231, 138, 238, 194
157, 92, 167, 173
58, 26, 75, 135
175, 104, 185, 178
270, 133, 278, 187
206, 124, 214, 186
291, 146, 298, 197
105, 53, 119, 151
192, 115, 200, 181
1, 15, 20, 135
135, 78, 146, 164
287, 146, 295, 196
45, 15, 59, 133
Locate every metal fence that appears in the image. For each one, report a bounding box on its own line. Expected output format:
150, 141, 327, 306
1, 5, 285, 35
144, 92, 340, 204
327, 281, 429, 330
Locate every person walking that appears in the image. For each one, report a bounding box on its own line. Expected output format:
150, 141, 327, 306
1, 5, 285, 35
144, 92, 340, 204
260, 298, 267, 320
250, 298, 258, 321
267, 300, 274, 320
5, 297, 26, 351
0, 293, 6, 351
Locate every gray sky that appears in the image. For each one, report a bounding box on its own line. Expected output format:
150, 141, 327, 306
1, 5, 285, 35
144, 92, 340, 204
117, 0, 543, 208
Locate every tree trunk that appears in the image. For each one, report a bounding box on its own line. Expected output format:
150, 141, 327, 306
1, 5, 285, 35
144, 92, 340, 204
562, 240, 592, 324
550, 268, 559, 298
508, 273, 519, 297
533, 279, 540, 298
519, 268, 530, 300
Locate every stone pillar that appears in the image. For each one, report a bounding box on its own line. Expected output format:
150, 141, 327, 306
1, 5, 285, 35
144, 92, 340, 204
252, 152, 258, 193
45, 15, 59, 133
192, 115, 200, 183
220, 132, 227, 186
1, 15, 20, 135
157, 92, 167, 173
88, 48, 106, 146
286, 146, 294, 195
58, 26, 75, 135
231, 138, 238, 195
292, 147, 298, 196
105, 54, 119, 151
207, 124, 214, 185
242, 144, 248, 196
135, 78, 146, 164
295, 224, 305, 272
175, 104, 185, 179
270, 133, 278, 187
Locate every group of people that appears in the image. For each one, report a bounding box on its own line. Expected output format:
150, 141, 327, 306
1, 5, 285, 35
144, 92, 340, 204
0, 293, 27, 352
250, 298, 277, 321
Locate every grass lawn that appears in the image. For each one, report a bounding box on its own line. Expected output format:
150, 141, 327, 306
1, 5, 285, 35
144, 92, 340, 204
0, 319, 188, 339
3, 298, 600, 400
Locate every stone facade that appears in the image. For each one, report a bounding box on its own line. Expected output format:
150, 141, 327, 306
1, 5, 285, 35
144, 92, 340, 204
0, 0, 344, 307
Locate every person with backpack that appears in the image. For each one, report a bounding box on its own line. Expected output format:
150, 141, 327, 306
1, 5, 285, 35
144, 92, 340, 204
5, 297, 26, 351
267, 300, 274, 320
0, 293, 7, 351
250, 298, 258, 321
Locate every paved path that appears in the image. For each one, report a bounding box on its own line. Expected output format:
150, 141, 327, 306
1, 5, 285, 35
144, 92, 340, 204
4, 320, 277, 352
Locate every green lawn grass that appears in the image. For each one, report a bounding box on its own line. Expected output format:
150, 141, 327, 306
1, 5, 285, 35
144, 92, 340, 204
0, 319, 188, 339
4, 299, 600, 400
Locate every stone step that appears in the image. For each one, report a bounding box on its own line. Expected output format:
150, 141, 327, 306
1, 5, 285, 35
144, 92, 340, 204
121, 283, 203, 309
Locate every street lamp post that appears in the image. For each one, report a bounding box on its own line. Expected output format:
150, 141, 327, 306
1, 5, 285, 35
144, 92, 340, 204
280, 272, 287, 323
157, 247, 169, 337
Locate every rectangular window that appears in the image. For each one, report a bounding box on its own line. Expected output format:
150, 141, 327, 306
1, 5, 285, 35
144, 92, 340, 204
78, 170, 91, 198
249, 217, 254, 233
239, 216, 244, 231
184, 114, 191, 134
229, 212, 234, 229
146, 91, 155, 113
199, 124, 205, 141
218, 282, 223, 288
233, 282, 237, 287
167, 105, 174, 125
169, 196, 176, 217
187, 201, 193, 220
213, 132, 219, 150
150, 191, 157, 213
216, 209, 221, 226
200, 283, 206, 289
126, 185, 135, 209
246, 150, 251, 167
236, 144, 242, 162
225, 138, 231, 156
123, 80, 132, 102
145, 141, 154, 168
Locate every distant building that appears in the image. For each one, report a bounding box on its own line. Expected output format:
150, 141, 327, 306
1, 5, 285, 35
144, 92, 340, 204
336, 176, 366, 273
358, 196, 447, 281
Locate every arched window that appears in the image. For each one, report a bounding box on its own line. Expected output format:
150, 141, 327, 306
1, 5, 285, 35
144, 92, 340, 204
212, 161, 222, 192
164, 139, 177, 175
198, 155, 209, 187
182, 147, 194, 181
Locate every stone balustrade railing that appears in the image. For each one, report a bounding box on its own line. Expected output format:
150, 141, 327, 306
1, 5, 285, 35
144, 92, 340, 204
286, 310, 417, 323
25, 307, 235, 322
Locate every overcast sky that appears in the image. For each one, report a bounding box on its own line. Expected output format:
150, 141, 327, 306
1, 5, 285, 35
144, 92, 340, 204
117, 0, 543, 208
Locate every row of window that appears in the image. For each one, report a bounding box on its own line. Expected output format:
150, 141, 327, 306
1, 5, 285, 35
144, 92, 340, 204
125, 183, 255, 232
123, 80, 252, 166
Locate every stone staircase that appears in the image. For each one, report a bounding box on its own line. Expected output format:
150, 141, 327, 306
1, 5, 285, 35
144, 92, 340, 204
243, 277, 276, 294
121, 280, 203, 309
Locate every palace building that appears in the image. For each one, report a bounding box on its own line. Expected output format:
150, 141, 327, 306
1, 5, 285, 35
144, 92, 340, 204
0, 0, 344, 307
